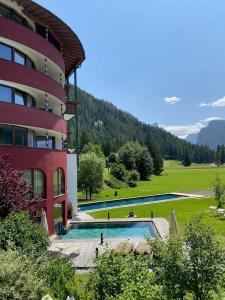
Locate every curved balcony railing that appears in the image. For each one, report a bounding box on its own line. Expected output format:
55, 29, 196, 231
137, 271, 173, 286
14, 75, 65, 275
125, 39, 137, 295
0, 102, 66, 135
0, 60, 65, 103
0, 17, 65, 72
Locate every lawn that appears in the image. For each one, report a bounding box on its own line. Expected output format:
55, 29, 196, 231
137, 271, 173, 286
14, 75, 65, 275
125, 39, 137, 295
89, 197, 225, 246
79, 165, 225, 203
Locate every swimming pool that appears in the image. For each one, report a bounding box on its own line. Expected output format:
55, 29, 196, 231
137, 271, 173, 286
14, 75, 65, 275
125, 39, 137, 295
78, 193, 187, 212
62, 221, 158, 240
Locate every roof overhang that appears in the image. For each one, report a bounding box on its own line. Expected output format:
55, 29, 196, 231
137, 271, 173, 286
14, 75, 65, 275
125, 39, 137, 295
16, 0, 85, 77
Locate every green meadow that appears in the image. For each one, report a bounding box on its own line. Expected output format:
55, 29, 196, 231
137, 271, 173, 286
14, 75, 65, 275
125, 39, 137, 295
79, 162, 225, 203
82, 161, 225, 245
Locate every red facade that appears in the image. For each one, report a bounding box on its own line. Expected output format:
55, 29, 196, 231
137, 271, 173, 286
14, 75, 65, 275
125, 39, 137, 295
0, 0, 85, 235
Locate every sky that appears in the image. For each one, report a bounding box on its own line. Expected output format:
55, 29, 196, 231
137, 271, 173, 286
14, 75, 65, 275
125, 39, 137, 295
36, 0, 225, 138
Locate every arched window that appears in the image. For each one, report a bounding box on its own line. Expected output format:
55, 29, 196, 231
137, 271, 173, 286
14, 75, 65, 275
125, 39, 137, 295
54, 168, 65, 196
22, 169, 46, 199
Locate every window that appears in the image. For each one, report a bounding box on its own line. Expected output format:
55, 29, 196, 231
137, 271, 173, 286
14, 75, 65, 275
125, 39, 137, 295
0, 84, 35, 107
15, 127, 27, 146
36, 136, 55, 149
27, 95, 35, 107
14, 50, 25, 65
15, 90, 25, 105
54, 168, 65, 196
0, 4, 11, 18
0, 125, 12, 145
22, 169, 46, 199
0, 85, 12, 103
0, 42, 35, 68
0, 43, 12, 60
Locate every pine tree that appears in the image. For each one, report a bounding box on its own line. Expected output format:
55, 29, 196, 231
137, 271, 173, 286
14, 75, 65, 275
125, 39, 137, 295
182, 149, 192, 167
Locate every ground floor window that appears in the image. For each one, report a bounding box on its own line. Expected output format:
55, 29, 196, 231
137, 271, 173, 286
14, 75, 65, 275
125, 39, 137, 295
22, 169, 46, 199
54, 168, 65, 196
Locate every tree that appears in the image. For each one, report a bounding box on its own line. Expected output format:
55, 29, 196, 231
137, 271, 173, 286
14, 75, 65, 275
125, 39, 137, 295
182, 149, 191, 167
128, 170, 140, 181
0, 249, 45, 300
213, 175, 225, 208
82, 143, 105, 158
78, 152, 104, 200
150, 234, 187, 300
0, 212, 50, 258
150, 217, 225, 300
88, 251, 162, 300
0, 153, 38, 219
145, 132, 164, 175
106, 152, 119, 168
184, 217, 225, 300
41, 254, 77, 300
118, 142, 138, 170
136, 148, 154, 180
110, 163, 126, 180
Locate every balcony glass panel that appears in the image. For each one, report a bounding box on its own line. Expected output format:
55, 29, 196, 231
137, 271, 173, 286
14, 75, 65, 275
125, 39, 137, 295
15, 91, 25, 105
0, 4, 10, 18
15, 50, 25, 65
15, 127, 27, 146
0, 125, 12, 145
0, 85, 12, 103
0, 43, 12, 60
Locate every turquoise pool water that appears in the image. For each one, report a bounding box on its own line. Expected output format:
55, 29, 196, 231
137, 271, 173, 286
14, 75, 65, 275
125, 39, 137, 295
79, 193, 186, 212
62, 221, 158, 240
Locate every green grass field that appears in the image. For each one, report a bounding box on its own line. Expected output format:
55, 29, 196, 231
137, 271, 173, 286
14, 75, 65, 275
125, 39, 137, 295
79, 163, 225, 203
79, 161, 225, 246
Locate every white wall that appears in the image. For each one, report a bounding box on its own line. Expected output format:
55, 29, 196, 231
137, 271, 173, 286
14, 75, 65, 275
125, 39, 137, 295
67, 153, 78, 215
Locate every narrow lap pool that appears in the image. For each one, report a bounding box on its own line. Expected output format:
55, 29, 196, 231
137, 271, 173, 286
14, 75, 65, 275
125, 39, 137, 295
78, 193, 186, 212
62, 221, 158, 240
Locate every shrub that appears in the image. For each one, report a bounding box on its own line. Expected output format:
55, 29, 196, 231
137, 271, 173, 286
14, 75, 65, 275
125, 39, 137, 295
128, 180, 137, 188
110, 163, 126, 180
41, 253, 77, 300
0, 249, 45, 299
0, 212, 50, 258
128, 170, 140, 181
105, 175, 127, 189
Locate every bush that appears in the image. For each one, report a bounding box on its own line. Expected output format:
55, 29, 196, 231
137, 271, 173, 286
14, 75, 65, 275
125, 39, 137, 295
0, 249, 45, 299
128, 170, 140, 181
0, 212, 50, 258
105, 175, 127, 189
41, 253, 77, 300
128, 180, 137, 188
110, 163, 126, 180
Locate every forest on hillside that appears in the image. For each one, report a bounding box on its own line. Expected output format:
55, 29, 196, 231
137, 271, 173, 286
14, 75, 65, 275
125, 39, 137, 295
68, 87, 215, 163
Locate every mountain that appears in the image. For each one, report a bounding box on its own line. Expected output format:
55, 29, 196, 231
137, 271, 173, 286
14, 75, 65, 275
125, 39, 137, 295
185, 133, 198, 144
68, 87, 215, 163
197, 120, 225, 150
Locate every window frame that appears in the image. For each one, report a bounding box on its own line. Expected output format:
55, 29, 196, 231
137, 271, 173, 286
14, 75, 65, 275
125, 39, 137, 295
54, 168, 65, 197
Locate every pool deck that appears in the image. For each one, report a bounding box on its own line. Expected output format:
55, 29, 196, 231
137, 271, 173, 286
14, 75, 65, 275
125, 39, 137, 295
51, 217, 169, 269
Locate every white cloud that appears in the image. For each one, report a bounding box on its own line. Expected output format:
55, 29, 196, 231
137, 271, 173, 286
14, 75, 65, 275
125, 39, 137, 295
199, 96, 225, 108
161, 122, 204, 139
164, 96, 181, 105
202, 116, 221, 123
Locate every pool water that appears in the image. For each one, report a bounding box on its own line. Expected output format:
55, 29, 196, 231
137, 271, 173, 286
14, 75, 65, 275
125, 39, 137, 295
79, 193, 186, 212
61, 221, 158, 240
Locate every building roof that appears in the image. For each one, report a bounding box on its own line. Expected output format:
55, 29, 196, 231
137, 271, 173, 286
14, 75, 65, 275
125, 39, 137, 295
16, 0, 85, 77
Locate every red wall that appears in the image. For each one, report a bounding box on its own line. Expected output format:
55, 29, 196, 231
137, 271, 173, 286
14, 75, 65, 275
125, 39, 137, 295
0, 60, 65, 103
0, 102, 66, 135
0, 18, 65, 72
0, 147, 67, 235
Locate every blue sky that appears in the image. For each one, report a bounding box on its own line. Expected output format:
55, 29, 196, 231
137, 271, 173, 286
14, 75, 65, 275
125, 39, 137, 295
36, 0, 225, 138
